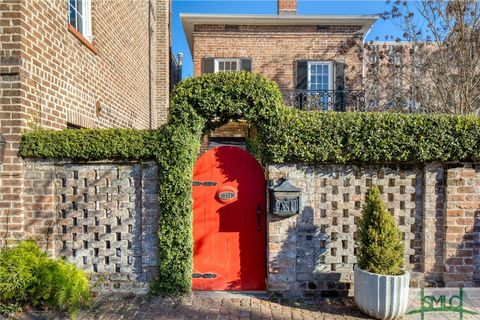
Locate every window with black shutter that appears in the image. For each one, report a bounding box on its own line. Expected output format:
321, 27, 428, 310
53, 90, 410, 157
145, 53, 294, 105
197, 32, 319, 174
201, 58, 252, 74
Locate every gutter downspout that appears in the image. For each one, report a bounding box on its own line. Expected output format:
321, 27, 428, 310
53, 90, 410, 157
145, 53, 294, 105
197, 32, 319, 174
361, 24, 374, 89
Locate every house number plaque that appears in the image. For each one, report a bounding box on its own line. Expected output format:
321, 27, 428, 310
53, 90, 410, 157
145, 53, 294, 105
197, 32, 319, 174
216, 186, 238, 203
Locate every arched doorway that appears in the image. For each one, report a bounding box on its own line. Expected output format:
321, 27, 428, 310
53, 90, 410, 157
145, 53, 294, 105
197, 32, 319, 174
192, 146, 266, 290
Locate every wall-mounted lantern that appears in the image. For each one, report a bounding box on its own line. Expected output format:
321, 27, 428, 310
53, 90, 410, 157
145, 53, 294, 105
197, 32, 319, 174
0, 134, 6, 164
269, 179, 302, 218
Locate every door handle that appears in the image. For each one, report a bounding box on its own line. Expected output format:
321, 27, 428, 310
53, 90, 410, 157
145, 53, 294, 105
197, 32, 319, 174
256, 204, 261, 232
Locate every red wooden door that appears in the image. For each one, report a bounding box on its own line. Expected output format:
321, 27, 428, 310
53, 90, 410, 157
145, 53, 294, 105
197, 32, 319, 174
192, 146, 266, 291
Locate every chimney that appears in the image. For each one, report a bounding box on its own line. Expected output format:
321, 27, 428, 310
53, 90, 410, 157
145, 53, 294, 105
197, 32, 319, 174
278, 0, 297, 15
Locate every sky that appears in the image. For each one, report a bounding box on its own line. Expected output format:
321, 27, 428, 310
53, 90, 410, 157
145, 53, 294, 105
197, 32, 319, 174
171, 0, 406, 79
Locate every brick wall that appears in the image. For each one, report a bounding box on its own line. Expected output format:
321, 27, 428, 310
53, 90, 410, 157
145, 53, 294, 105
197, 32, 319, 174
0, 0, 24, 247
0, 0, 170, 247
15, 160, 480, 293
192, 24, 365, 91
267, 163, 480, 297
23, 161, 158, 292
444, 166, 480, 287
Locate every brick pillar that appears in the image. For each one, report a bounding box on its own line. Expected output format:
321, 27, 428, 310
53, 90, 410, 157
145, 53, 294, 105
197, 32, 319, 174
266, 166, 299, 297
278, 0, 297, 15
0, 72, 26, 247
422, 164, 445, 285
444, 167, 479, 287
23, 162, 57, 255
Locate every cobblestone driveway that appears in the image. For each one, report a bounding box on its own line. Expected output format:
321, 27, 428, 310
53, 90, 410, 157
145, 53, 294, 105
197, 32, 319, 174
16, 292, 371, 320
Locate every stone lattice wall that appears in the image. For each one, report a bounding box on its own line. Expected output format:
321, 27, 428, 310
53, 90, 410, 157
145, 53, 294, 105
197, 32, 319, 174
20, 161, 480, 294
267, 163, 480, 297
23, 161, 158, 292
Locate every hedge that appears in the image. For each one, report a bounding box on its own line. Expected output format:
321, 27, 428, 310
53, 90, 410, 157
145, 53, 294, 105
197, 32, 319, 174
19, 71, 480, 296
20, 128, 161, 160
20, 108, 480, 165
261, 109, 480, 164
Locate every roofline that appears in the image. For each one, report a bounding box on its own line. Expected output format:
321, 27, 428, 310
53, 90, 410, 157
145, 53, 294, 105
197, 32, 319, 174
181, 13, 379, 55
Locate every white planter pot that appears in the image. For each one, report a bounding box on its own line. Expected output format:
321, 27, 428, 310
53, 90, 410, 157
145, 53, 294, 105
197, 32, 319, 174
354, 266, 410, 320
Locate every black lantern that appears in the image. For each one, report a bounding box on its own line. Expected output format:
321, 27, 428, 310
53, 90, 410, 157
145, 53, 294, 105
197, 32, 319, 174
0, 134, 6, 164
269, 179, 302, 218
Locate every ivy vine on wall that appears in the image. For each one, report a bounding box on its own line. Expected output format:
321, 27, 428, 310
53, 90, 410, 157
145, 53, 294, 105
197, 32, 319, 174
20, 72, 480, 295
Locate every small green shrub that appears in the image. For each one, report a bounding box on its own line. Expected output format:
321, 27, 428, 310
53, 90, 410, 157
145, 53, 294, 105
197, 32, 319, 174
356, 186, 404, 275
0, 241, 91, 318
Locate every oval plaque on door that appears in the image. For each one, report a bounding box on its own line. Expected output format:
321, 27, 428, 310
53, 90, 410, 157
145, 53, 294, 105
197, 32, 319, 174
216, 186, 238, 203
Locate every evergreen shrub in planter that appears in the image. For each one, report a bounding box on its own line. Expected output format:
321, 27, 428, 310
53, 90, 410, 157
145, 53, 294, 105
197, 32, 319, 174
354, 186, 409, 320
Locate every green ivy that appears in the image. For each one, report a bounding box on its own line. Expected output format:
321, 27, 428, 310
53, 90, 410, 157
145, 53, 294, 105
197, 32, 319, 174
19, 72, 480, 296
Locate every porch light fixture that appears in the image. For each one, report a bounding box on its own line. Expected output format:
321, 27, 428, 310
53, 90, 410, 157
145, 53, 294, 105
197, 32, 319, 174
0, 134, 6, 164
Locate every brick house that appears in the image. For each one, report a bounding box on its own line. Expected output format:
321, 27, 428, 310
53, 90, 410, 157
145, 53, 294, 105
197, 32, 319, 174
0, 0, 174, 247
181, 0, 377, 148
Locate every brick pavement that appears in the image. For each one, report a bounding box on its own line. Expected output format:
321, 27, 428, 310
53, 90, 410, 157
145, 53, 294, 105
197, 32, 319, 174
13, 292, 371, 320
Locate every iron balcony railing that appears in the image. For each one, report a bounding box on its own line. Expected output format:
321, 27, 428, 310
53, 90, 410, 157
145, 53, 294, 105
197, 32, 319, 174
283, 90, 366, 111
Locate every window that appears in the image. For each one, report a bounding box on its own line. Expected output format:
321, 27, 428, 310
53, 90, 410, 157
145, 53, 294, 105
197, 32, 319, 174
307, 62, 333, 91
388, 45, 402, 65
214, 58, 240, 73
69, 0, 92, 41
368, 45, 380, 64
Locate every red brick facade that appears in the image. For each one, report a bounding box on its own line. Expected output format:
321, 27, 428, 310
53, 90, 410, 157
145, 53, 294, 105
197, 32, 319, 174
0, 0, 171, 246
192, 24, 365, 91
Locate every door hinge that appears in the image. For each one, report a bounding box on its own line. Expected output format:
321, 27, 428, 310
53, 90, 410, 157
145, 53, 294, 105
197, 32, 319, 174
192, 273, 217, 279
192, 181, 217, 187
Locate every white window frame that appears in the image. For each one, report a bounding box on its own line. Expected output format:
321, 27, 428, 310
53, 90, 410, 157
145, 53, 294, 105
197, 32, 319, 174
214, 58, 241, 73
307, 61, 334, 91
69, 0, 92, 41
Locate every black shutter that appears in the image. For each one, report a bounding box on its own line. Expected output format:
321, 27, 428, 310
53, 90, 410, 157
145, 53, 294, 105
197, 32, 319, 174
240, 58, 252, 72
202, 58, 215, 74
335, 62, 346, 91
296, 60, 308, 90
334, 62, 347, 111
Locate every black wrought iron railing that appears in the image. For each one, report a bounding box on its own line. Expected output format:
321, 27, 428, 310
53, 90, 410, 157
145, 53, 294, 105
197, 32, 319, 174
283, 90, 366, 111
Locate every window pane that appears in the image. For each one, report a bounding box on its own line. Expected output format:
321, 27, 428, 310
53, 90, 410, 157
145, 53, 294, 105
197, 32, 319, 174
69, 6, 76, 27
308, 63, 331, 91
69, 1, 76, 28
77, 13, 83, 34
77, 0, 83, 15
231, 61, 237, 71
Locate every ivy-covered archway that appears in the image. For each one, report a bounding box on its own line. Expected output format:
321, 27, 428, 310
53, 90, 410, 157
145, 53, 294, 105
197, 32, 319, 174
153, 72, 285, 294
